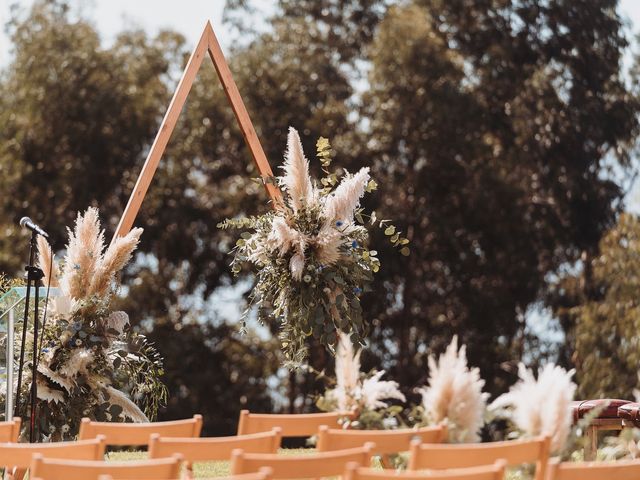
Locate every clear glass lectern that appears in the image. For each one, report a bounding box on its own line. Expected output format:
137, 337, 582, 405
0, 287, 60, 420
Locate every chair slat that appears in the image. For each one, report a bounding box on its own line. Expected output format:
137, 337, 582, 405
547, 457, 640, 480
148, 428, 281, 463
237, 410, 346, 437
409, 436, 550, 480
344, 460, 507, 480
30, 453, 183, 480
317, 424, 446, 454
231, 443, 374, 479
0, 436, 105, 468
0, 417, 22, 442
78, 415, 202, 446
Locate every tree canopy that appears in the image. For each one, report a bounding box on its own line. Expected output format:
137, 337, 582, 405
1, 0, 639, 431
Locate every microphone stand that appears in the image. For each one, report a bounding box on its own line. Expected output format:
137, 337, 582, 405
14, 229, 44, 442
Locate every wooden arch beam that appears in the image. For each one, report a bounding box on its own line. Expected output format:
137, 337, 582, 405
113, 21, 281, 241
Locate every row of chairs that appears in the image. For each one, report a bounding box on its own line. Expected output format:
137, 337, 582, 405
2, 412, 640, 479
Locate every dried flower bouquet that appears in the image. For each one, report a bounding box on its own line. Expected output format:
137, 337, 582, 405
219, 127, 408, 364
19, 208, 167, 440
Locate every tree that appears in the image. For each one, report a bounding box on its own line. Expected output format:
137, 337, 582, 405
227, 0, 640, 395
551, 213, 640, 399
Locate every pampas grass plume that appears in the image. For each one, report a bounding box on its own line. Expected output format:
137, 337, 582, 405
281, 127, 315, 212
37, 235, 59, 287
323, 167, 370, 223
418, 336, 488, 442
491, 363, 575, 454
88, 227, 143, 297
60, 207, 104, 299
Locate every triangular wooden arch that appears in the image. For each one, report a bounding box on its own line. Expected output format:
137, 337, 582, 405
113, 21, 281, 241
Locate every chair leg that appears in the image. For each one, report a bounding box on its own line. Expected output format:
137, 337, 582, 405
584, 425, 598, 461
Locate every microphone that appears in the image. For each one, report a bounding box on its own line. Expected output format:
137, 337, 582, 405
19, 217, 49, 238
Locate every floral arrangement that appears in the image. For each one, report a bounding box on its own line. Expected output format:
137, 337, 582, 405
316, 331, 406, 429
219, 127, 409, 364
17, 208, 167, 440
490, 363, 576, 454
416, 336, 488, 442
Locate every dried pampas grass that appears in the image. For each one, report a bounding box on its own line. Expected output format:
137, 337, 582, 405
418, 336, 488, 442
330, 331, 405, 412
490, 363, 575, 454
60, 207, 104, 300
336, 331, 361, 402
361, 370, 406, 410
323, 167, 370, 224
37, 235, 59, 287
88, 227, 143, 297
281, 127, 316, 212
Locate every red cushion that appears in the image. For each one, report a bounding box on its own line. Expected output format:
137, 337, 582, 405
571, 399, 631, 423
618, 402, 640, 425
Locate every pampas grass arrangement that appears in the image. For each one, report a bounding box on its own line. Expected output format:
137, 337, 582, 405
490, 363, 576, 454
219, 127, 409, 364
418, 336, 488, 442
21, 207, 167, 441
318, 331, 406, 428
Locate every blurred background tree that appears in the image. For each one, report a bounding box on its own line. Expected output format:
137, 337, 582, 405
1, 0, 639, 433
551, 213, 640, 400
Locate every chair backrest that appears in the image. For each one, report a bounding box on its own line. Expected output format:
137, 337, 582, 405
409, 436, 550, 480
230, 443, 375, 479
344, 459, 507, 480
78, 415, 203, 446
317, 424, 446, 454
546, 458, 640, 480
237, 410, 345, 436
148, 428, 282, 465
0, 436, 105, 469
0, 417, 21, 442
95, 467, 274, 480
29, 453, 183, 480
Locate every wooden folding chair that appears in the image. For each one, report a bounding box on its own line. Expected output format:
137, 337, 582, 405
29, 453, 183, 480
230, 443, 375, 479
317, 424, 446, 466
78, 415, 203, 446
0, 417, 21, 442
546, 457, 640, 480
148, 428, 281, 477
409, 436, 551, 480
344, 459, 507, 480
0, 435, 105, 480
237, 410, 347, 437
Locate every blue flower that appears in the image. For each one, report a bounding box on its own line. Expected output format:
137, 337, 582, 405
42, 348, 49, 353
336, 221, 343, 227
351, 240, 358, 248
353, 287, 362, 294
